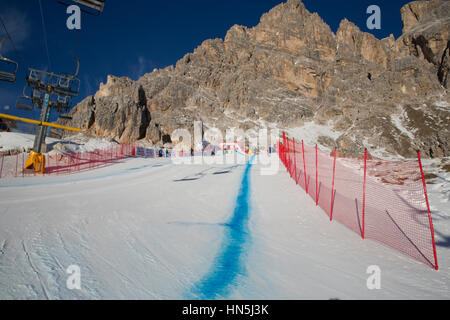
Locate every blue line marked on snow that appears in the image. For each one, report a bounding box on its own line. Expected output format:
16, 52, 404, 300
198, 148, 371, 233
190, 157, 254, 299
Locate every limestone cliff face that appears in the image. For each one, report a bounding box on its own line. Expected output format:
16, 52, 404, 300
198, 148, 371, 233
59, 0, 450, 158
397, 0, 450, 68
400, 0, 444, 33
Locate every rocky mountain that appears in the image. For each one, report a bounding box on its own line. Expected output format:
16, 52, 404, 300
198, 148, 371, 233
59, 0, 450, 158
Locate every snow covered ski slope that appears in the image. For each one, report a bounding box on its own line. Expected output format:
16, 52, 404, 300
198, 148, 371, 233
0, 156, 449, 299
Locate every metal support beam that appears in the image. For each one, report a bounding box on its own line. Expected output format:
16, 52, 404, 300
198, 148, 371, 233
0, 113, 82, 132
33, 93, 51, 153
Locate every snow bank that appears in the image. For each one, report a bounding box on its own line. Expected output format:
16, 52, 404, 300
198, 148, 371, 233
286, 121, 342, 151
0, 131, 116, 155
50, 133, 117, 154
0, 132, 58, 153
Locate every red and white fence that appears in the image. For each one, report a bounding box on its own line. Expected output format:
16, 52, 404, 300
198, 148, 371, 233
278, 132, 438, 270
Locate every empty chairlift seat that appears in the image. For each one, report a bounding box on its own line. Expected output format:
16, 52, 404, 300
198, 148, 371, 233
0, 36, 18, 83
73, 0, 105, 12
54, 0, 106, 15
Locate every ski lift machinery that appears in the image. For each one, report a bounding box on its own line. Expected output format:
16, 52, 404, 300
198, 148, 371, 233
20, 0, 106, 173
0, 36, 18, 82
22, 59, 81, 173
16, 58, 80, 112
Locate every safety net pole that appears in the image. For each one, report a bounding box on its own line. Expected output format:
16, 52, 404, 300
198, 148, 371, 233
315, 144, 318, 206
330, 147, 336, 221
362, 149, 367, 239
417, 151, 439, 270
302, 140, 307, 194
293, 138, 297, 184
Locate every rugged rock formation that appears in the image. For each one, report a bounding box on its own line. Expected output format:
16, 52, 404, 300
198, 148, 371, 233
59, 0, 450, 158
400, 0, 444, 33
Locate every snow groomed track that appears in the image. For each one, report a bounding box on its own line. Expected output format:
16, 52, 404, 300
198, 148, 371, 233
0, 156, 449, 299
191, 157, 254, 299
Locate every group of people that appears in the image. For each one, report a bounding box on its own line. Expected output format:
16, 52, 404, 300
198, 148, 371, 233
156, 146, 275, 158
158, 148, 195, 158
158, 149, 169, 158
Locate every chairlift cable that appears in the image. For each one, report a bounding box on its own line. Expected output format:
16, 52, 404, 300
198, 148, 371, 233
75, 28, 81, 59
74, 28, 81, 79
38, 0, 52, 71
0, 15, 23, 64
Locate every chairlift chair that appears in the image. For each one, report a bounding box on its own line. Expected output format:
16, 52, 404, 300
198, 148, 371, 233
73, 0, 105, 12
15, 85, 34, 111
53, 58, 79, 88
17, 58, 80, 123
53, 94, 71, 113
58, 114, 73, 120
26, 69, 44, 89
0, 36, 18, 82
16, 97, 34, 111
31, 89, 45, 108
24, 63, 80, 99
57, 76, 71, 89
52, 76, 80, 97
54, 0, 105, 15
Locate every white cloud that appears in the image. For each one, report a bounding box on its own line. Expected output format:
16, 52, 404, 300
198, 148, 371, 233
129, 56, 154, 80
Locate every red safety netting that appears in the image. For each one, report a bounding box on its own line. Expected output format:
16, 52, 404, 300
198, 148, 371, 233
0, 144, 135, 178
278, 132, 438, 270
0, 143, 216, 179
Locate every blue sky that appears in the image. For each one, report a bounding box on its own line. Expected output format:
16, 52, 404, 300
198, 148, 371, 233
0, 0, 413, 122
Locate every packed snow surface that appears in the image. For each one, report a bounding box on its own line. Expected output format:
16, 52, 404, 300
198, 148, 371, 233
0, 132, 59, 152
0, 132, 115, 154
0, 154, 449, 300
